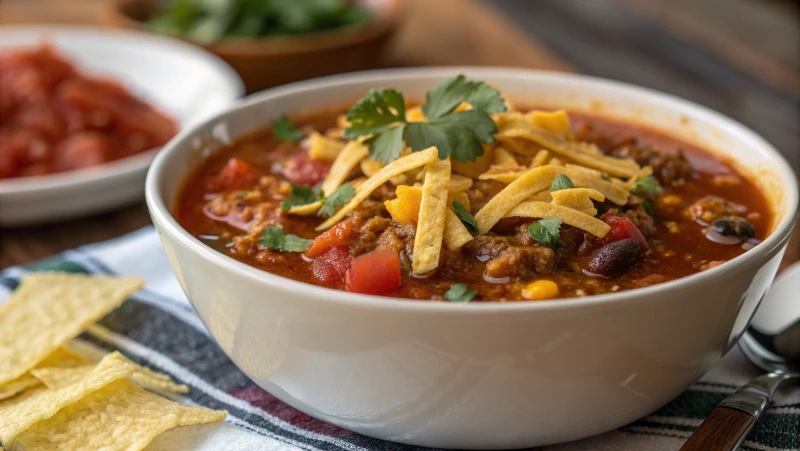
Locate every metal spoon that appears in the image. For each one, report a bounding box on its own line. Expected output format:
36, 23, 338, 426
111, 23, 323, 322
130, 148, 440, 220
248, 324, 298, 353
680, 262, 800, 451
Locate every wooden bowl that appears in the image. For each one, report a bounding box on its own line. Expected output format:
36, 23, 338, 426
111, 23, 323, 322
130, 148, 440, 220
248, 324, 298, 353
102, 0, 400, 93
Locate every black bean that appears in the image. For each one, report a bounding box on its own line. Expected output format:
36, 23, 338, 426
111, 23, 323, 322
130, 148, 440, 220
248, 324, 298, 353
587, 239, 646, 277
711, 216, 756, 239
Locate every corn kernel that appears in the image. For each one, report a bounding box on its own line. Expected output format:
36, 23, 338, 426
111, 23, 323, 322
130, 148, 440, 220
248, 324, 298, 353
384, 185, 422, 224
522, 280, 560, 300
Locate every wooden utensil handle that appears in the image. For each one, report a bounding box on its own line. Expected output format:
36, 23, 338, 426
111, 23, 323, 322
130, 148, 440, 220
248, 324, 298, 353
679, 407, 756, 451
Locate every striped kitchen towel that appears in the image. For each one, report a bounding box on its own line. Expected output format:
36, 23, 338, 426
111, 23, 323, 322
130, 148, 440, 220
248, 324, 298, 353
1, 226, 797, 451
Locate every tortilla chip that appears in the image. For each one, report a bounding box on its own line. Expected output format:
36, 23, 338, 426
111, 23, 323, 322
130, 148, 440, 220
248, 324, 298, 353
413, 158, 451, 274
496, 122, 640, 177
0, 352, 135, 444
529, 109, 571, 134
0, 273, 142, 386
505, 201, 611, 237
13, 380, 225, 451
308, 132, 345, 161
316, 147, 439, 230
0, 374, 41, 401
474, 165, 566, 234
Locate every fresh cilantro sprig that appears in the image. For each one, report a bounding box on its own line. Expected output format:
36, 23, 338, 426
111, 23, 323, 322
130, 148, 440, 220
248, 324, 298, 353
445, 283, 477, 302
549, 174, 575, 192
258, 226, 312, 252
631, 175, 662, 198
452, 200, 477, 231
280, 184, 323, 211
272, 116, 304, 143
318, 184, 356, 217
344, 75, 507, 163
528, 216, 562, 248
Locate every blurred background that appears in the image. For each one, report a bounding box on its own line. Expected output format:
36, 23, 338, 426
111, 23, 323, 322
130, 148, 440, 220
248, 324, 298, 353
1, 0, 798, 267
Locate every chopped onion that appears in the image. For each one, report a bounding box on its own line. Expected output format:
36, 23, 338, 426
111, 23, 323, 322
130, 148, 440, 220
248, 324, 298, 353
483, 272, 510, 284
705, 229, 742, 245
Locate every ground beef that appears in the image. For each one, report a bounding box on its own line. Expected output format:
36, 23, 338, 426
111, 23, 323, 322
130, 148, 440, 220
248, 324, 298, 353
348, 199, 388, 229
485, 246, 555, 279
462, 235, 515, 260
601, 206, 657, 239
610, 145, 694, 185
684, 195, 746, 224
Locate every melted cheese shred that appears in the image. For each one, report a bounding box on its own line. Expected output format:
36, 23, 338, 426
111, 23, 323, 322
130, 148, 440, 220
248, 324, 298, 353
316, 147, 439, 230
413, 157, 452, 274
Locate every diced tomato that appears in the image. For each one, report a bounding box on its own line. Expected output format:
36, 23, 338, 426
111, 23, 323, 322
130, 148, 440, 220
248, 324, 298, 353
600, 216, 648, 248
212, 158, 262, 191
345, 250, 402, 295
282, 152, 330, 186
305, 220, 355, 258
52, 132, 109, 171
312, 245, 351, 286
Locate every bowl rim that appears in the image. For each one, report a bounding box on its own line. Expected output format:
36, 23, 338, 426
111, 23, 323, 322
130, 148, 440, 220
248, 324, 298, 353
146, 66, 800, 314
0, 24, 245, 196
103, 0, 401, 55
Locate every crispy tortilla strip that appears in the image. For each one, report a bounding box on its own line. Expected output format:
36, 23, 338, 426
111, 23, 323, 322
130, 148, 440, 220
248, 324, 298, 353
14, 380, 225, 451
550, 188, 605, 215
623, 165, 654, 190
443, 192, 473, 250
288, 140, 369, 215
413, 158, 451, 274
316, 147, 439, 230
493, 146, 518, 166
531, 149, 551, 167
0, 273, 142, 386
308, 132, 345, 161
0, 352, 135, 445
449, 174, 473, 193
496, 122, 640, 177
474, 165, 566, 234
478, 164, 529, 184
361, 158, 407, 186
505, 202, 611, 238
530, 109, 572, 134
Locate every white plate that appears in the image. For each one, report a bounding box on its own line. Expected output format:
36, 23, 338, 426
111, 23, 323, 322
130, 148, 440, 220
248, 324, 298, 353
0, 25, 244, 226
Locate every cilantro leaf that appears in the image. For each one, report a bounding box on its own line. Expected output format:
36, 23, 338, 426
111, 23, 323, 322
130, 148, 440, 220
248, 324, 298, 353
368, 123, 406, 164
235, 192, 248, 200
601, 174, 611, 181
281, 184, 323, 211
344, 88, 406, 139
272, 116, 304, 143
550, 174, 575, 192
631, 175, 662, 198
405, 110, 497, 161
452, 200, 477, 231
528, 216, 563, 248
318, 184, 355, 217
642, 199, 657, 218
444, 283, 477, 302
422, 75, 507, 119
258, 226, 313, 252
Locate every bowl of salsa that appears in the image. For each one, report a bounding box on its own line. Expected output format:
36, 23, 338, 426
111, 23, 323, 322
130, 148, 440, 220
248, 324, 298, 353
145, 68, 798, 447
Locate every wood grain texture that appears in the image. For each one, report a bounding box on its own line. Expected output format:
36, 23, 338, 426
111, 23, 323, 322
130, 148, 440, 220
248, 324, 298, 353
679, 407, 756, 451
0, 0, 798, 270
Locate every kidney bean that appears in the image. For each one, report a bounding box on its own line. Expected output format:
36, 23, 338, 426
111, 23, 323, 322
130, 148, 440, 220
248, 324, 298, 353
586, 238, 647, 277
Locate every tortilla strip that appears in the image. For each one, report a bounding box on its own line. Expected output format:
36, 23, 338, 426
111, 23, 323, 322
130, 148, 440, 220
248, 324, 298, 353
288, 140, 369, 215
308, 132, 345, 161
316, 147, 439, 230
413, 158, 451, 274
493, 146, 518, 166
505, 202, 611, 238
531, 149, 551, 167
487, 164, 629, 205
550, 188, 604, 216
449, 174, 473, 193
444, 192, 474, 250
496, 122, 640, 177
474, 165, 566, 234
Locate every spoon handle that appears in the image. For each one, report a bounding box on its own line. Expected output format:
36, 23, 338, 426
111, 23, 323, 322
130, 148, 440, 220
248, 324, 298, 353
679, 372, 790, 451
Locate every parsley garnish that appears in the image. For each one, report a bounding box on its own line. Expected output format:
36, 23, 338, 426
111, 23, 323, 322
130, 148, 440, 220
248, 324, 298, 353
631, 175, 662, 198
452, 200, 477, 231
235, 192, 247, 200
258, 226, 313, 252
280, 184, 323, 211
642, 199, 657, 218
528, 216, 562, 248
549, 174, 575, 192
318, 184, 355, 217
344, 75, 506, 163
601, 174, 611, 181
445, 283, 477, 302
272, 115, 304, 143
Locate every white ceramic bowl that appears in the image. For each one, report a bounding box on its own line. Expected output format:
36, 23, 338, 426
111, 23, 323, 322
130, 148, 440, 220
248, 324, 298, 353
0, 26, 244, 226
146, 68, 799, 448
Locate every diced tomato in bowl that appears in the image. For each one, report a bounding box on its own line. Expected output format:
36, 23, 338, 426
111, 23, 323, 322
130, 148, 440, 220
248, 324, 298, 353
345, 250, 402, 295
282, 152, 331, 186
211, 158, 262, 191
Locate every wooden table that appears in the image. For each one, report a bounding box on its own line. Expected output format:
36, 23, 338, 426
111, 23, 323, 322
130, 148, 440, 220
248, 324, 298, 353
1, 0, 798, 269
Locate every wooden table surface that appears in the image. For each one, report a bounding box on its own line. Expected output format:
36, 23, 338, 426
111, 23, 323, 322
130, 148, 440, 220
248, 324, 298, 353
1, 0, 798, 269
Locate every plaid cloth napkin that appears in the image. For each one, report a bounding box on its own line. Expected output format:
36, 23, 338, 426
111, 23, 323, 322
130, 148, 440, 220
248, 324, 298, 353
1, 226, 798, 451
